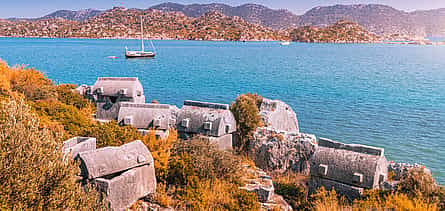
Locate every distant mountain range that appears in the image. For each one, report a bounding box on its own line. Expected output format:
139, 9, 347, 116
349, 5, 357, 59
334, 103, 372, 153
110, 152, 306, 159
4, 2, 445, 37
7, 9, 103, 22
150, 2, 300, 30
40, 9, 103, 21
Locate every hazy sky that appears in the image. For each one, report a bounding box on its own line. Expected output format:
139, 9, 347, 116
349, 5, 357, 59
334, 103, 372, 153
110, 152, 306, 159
2, 0, 445, 19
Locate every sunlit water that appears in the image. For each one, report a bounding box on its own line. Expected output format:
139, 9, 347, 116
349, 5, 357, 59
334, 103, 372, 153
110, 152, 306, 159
1, 38, 444, 183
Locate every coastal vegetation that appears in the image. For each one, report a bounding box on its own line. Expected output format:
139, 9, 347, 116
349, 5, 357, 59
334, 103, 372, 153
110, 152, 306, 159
1, 59, 444, 210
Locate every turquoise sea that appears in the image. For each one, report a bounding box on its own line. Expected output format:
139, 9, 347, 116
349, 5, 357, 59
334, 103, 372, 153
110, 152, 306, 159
1, 38, 444, 184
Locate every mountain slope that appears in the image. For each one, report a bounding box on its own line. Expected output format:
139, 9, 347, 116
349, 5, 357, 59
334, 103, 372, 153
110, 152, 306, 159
297, 4, 445, 36
151, 2, 299, 29
289, 20, 379, 43
41, 9, 103, 21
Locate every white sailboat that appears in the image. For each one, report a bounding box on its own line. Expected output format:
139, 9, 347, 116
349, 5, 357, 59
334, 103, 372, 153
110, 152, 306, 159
280, 41, 291, 46
125, 16, 156, 58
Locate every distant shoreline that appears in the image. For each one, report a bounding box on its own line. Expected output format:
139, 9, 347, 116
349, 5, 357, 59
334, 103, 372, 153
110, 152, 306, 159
2, 36, 442, 45
0, 35, 384, 44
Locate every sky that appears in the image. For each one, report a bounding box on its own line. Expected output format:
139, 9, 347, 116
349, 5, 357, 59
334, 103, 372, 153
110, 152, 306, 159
2, 0, 445, 19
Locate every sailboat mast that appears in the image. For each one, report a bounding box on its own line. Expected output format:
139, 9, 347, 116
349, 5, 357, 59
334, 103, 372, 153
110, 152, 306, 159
141, 16, 144, 52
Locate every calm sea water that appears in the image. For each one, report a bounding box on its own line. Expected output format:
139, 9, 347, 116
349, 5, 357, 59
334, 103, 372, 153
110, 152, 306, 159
1, 38, 444, 184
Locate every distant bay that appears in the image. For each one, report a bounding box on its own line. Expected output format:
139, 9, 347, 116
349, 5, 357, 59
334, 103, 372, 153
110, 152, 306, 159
1, 37, 444, 184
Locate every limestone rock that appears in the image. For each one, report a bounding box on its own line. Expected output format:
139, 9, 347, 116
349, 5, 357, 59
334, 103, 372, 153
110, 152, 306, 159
259, 98, 299, 134
248, 133, 317, 174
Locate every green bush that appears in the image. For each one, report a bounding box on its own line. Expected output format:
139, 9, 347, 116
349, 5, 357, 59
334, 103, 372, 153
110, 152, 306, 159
80, 121, 142, 148
273, 172, 310, 210
0, 98, 102, 210
171, 139, 244, 185
397, 167, 445, 209
230, 93, 263, 153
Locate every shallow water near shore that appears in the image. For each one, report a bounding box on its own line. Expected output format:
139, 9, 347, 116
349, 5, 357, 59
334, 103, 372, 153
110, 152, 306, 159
1, 37, 444, 184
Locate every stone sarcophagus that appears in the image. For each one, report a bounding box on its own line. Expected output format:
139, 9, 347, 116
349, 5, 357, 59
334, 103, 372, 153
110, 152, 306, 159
176, 100, 236, 150
309, 138, 388, 201
117, 102, 178, 131
77, 140, 156, 211
92, 77, 146, 121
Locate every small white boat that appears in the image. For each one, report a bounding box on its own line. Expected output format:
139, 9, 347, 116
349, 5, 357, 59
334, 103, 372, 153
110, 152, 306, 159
280, 41, 291, 46
125, 16, 156, 58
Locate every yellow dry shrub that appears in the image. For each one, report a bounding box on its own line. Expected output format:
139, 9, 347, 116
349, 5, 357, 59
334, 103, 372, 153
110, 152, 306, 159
143, 129, 177, 182
0, 60, 11, 94
311, 187, 347, 211
0, 98, 103, 210
154, 182, 173, 208
179, 179, 260, 211
353, 191, 438, 211
9, 65, 57, 101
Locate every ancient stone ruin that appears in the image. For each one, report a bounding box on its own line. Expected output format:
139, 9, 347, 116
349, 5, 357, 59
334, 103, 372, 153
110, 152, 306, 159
63, 139, 156, 211
117, 102, 179, 138
85, 77, 146, 121
309, 138, 388, 201
75, 77, 430, 204
176, 100, 237, 150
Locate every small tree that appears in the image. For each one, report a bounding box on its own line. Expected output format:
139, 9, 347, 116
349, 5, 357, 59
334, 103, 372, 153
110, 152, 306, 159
230, 93, 263, 153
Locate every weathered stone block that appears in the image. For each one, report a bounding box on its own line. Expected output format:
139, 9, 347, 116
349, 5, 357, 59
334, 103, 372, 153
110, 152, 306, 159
62, 137, 96, 159
95, 165, 156, 211
309, 176, 364, 201
78, 140, 153, 179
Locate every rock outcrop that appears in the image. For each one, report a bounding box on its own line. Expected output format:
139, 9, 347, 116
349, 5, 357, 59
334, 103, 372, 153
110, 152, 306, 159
249, 133, 316, 174
248, 98, 317, 174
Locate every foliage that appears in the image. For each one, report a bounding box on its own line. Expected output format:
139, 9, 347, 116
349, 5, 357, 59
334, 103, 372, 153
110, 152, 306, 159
179, 179, 260, 211
352, 190, 438, 211
9, 66, 57, 101
397, 167, 445, 209
0, 98, 103, 210
143, 130, 177, 182
165, 140, 258, 210
273, 172, 310, 210
31, 99, 94, 139
171, 139, 244, 185
230, 93, 263, 153
80, 121, 142, 148
310, 187, 346, 211
56, 84, 95, 111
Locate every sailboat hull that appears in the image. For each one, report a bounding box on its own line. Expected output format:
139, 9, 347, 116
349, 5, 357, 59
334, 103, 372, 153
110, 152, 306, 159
125, 51, 156, 58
